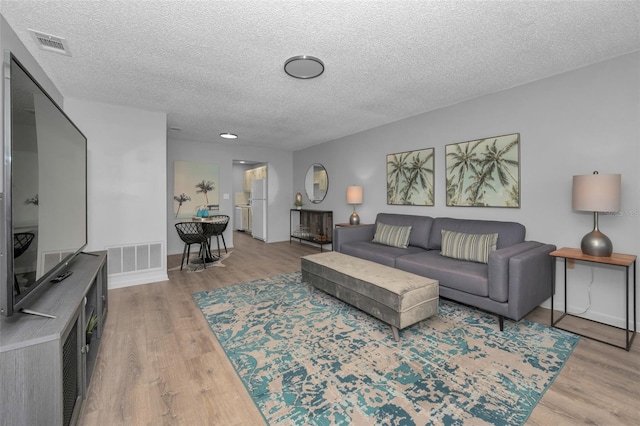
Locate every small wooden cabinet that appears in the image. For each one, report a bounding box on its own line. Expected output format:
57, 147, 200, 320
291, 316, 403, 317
243, 165, 267, 191
290, 209, 333, 251
0, 251, 108, 426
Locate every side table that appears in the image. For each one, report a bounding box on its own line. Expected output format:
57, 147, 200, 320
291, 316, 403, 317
550, 247, 636, 351
335, 223, 370, 228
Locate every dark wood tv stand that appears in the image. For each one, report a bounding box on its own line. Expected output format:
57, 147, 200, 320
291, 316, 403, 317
0, 251, 108, 426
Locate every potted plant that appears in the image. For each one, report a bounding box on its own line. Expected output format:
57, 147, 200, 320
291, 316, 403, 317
86, 314, 98, 345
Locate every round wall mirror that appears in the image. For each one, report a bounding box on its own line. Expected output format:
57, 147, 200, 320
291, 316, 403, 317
304, 163, 329, 204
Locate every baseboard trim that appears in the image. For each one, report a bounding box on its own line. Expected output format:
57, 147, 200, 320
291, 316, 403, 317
108, 272, 169, 289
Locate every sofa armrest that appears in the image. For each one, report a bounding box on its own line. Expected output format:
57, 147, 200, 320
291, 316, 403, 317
488, 241, 545, 303
333, 224, 375, 253
507, 243, 556, 320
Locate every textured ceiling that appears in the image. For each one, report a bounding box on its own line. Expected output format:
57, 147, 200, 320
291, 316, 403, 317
2, 1, 639, 151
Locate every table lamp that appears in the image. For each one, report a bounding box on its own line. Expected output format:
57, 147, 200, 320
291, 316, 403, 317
572, 171, 621, 257
347, 185, 363, 225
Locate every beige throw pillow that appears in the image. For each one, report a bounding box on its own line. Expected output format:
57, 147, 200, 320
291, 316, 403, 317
440, 229, 498, 263
373, 223, 412, 249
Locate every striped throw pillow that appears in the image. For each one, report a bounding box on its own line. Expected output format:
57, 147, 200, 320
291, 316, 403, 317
373, 222, 412, 249
440, 230, 498, 264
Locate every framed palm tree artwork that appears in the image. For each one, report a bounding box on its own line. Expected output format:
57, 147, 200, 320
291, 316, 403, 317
173, 161, 220, 219
387, 148, 435, 206
445, 133, 520, 208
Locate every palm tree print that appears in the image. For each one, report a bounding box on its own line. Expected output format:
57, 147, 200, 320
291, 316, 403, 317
195, 180, 215, 204
446, 140, 482, 205
173, 193, 191, 217
386, 148, 434, 205
446, 134, 520, 207
387, 152, 411, 204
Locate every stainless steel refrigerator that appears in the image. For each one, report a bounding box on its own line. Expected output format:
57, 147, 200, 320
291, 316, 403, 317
250, 179, 267, 241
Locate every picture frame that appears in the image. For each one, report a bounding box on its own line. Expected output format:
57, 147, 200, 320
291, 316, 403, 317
173, 161, 220, 219
386, 148, 434, 206
445, 133, 520, 208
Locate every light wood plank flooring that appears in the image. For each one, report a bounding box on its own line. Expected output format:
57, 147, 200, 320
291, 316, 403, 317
80, 231, 639, 425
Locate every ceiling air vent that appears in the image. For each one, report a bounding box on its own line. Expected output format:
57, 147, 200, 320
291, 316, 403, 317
28, 29, 72, 56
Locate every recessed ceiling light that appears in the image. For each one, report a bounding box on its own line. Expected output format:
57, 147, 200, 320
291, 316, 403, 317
220, 133, 238, 139
284, 55, 324, 79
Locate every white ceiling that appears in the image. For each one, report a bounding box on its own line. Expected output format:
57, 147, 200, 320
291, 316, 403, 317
2, 1, 639, 151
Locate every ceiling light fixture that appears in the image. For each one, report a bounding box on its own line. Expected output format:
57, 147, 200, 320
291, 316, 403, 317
220, 133, 238, 139
284, 55, 324, 79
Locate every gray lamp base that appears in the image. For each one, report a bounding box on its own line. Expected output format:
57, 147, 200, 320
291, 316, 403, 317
581, 230, 613, 257
349, 211, 360, 225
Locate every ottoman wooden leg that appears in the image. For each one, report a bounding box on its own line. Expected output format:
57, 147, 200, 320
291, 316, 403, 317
391, 325, 400, 341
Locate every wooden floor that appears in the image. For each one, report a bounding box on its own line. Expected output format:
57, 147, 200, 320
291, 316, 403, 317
79, 231, 640, 425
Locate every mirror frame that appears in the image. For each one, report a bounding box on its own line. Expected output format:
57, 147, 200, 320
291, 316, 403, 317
304, 163, 329, 204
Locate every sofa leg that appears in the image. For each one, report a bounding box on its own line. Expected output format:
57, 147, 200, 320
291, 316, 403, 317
499, 315, 504, 331
391, 326, 400, 341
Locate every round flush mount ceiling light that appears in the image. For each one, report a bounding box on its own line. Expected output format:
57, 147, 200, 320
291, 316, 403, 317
220, 133, 238, 139
284, 55, 324, 79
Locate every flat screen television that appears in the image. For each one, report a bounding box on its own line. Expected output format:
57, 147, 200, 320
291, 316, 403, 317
1, 52, 87, 316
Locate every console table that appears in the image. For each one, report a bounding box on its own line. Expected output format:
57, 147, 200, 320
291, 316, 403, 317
290, 209, 333, 252
550, 247, 636, 350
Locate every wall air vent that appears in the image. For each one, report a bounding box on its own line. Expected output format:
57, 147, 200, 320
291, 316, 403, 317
28, 29, 72, 56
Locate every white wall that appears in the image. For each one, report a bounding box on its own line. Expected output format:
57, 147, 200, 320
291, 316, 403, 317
166, 138, 293, 255
1, 15, 62, 222
294, 52, 640, 329
64, 98, 168, 288
1, 15, 65, 295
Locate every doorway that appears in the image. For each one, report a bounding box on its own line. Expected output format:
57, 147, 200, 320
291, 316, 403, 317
232, 160, 268, 242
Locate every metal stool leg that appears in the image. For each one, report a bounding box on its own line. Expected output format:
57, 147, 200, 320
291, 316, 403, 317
180, 243, 188, 270
221, 234, 227, 253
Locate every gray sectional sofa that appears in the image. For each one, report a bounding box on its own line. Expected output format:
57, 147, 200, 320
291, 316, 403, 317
333, 213, 556, 330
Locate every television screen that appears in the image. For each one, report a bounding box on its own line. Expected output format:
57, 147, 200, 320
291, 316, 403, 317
1, 53, 87, 316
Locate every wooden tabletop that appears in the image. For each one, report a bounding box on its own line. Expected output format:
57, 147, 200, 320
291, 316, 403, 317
190, 216, 226, 223
550, 247, 636, 267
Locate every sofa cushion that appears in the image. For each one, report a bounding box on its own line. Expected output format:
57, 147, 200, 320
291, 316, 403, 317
340, 241, 425, 267
375, 213, 433, 250
428, 217, 525, 250
396, 251, 489, 297
440, 230, 498, 264
373, 222, 412, 248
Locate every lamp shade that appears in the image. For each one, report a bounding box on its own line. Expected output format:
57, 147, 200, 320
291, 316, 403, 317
572, 173, 621, 212
346, 186, 363, 205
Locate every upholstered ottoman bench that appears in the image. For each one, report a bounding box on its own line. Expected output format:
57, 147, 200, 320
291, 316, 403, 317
301, 251, 439, 340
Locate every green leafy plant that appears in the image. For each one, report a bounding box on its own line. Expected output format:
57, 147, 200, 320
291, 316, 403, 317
86, 314, 98, 334
86, 314, 98, 344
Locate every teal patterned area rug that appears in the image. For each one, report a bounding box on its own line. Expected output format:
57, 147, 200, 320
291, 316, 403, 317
193, 272, 579, 425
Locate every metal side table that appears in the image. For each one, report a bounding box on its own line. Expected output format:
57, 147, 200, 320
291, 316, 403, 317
550, 247, 636, 351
